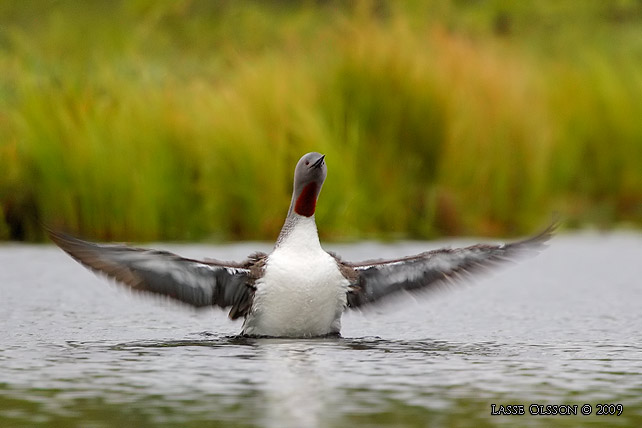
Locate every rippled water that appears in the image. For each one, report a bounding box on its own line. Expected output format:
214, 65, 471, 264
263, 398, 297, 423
1, 232, 641, 427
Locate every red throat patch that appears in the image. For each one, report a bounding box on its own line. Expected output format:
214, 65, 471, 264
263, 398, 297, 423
294, 183, 318, 217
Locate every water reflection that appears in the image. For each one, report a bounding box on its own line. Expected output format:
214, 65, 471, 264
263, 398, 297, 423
101, 335, 513, 427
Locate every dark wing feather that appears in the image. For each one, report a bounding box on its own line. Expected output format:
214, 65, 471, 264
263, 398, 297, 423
48, 230, 263, 319
343, 222, 556, 309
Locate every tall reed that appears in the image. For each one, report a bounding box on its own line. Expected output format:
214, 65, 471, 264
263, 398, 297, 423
1, 1, 641, 241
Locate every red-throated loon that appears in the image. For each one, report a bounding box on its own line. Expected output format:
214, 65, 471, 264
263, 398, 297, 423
49, 152, 555, 338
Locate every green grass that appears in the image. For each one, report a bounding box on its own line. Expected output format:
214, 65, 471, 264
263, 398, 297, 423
1, 0, 641, 242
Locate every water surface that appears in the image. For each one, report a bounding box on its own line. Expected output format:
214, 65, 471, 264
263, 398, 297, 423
1, 232, 641, 427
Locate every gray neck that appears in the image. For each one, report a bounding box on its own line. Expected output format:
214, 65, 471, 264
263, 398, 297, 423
276, 213, 298, 247
275, 212, 321, 251
275, 193, 318, 248
276, 188, 304, 247
276, 168, 323, 248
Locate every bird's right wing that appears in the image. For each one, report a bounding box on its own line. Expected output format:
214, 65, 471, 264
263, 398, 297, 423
48, 230, 265, 319
341, 222, 556, 309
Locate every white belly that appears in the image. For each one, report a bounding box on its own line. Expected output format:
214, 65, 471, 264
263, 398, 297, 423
242, 247, 349, 337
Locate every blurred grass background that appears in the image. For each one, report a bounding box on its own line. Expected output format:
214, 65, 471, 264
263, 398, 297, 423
1, 0, 641, 242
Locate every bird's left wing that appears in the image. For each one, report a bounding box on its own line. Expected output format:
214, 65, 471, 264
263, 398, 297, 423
340, 223, 556, 309
48, 230, 264, 319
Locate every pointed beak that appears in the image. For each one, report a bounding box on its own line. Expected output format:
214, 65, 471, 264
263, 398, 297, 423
311, 154, 325, 169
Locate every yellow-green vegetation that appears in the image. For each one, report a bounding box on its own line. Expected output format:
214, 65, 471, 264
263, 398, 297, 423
1, 0, 641, 241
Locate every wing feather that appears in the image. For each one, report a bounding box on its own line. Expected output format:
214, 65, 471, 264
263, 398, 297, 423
48, 230, 262, 319
343, 222, 556, 309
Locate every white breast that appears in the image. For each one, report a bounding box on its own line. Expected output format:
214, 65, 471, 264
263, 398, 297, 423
242, 217, 349, 337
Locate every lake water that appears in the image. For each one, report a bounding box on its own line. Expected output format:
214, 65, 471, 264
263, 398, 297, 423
1, 232, 641, 427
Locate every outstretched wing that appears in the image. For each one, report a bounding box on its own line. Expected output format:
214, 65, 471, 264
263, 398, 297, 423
48, 230, 263, 319
342, 222, 556, 309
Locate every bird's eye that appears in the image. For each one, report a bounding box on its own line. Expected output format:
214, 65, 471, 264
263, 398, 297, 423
305, 161, 309, 165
